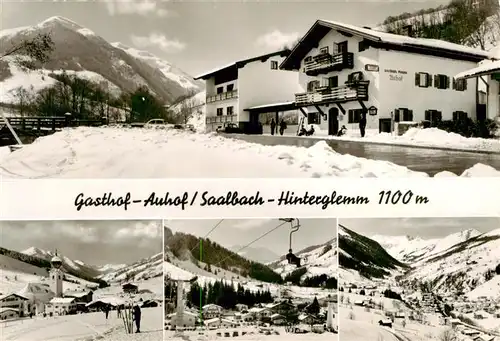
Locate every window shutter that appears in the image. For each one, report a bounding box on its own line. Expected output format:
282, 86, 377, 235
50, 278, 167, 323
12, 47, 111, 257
453, 111, 458, 121
425, 110, 430, 121
463, 79, 468, 91
394, 109, 400, 122
415, 73, 420, 86
445, 76, 450, 89
426, 74, 432, 87
434, 75, 439, 88
437, 111, 442, 121
452, 78, 457, 90
347, 73, 353, 83
408, 110, 413, 121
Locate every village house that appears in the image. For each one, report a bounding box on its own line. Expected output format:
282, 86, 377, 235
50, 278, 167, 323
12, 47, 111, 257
204, 317, 239, 329
122, 283, 138, 294
202, 304, 223, 319
46, 297, 77, 316
463, 329, 481, 338
194, 50, 301, 134
474, 310, 490, 319
298, 313, 316, 324
270, 313, 286, 325
456, 49, 500, 121
0, 307, 19, 320
0, 293, 29, 317
474, 335, 496, 341
235, 303, 248, 312
16, 282, 55, 315
64, 290, 93, 304
279, 19, 491, 136
168, 310, 198, 328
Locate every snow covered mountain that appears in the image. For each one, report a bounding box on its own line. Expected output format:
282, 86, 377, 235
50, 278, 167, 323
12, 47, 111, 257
0, 16, 203, 105
372, 229, 481, 264
338, 225, 407, 282
98, 252, 162, 284
400, 228, 500, 298
231, 245, 280, 264
268, 239, 337, 280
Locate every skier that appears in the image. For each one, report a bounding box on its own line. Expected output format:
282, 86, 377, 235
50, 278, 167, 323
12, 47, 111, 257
117, 305, 122, 318
133, 299, 142, 333
270, 118, 276, 135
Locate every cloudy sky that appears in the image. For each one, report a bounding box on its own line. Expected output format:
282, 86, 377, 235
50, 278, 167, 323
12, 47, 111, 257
165, 218, 336, 253
2, 0, 449, 76
0, 220, 162, 266
340, 217, 500, 238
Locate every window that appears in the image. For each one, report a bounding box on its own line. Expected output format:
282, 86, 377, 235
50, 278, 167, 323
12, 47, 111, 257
308, 112, 321, 124
348, 109, 363, 124
336, 41, 348, 54
414, 72, 432, 88
307, 80, 320, 92
453, 78, 467, 91
216, 108, 223, 116
453, 111, 468, 121
305, 56, 312, 62
328, 76, 338, 88
347, 71, 363, 83
394, 108, 413, 122
227, 84, 234, 92
217, 87, 223, 94
320, 46, 329, 54
433, 74, 450, 89
270, 60, 278, 70
425, 110, 442, 123
227, 106, 234, 116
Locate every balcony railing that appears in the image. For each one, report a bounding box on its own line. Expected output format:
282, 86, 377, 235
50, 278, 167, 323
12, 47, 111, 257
295, 81, 369, 106
206, 115, 237, 124
304, 52, 354, 76
206, 90, 238, 103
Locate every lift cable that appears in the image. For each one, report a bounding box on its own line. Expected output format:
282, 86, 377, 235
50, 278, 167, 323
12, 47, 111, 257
189, 219, 224, 255
212, 220, 289, 269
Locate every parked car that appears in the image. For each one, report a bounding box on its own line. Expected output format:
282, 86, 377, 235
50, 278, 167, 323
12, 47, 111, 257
216, 123, 242, 134
145, 119, 165, 127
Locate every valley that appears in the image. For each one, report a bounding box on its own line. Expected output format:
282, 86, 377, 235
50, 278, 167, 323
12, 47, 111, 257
163, 219, 339, 340
338, 218, 500, 341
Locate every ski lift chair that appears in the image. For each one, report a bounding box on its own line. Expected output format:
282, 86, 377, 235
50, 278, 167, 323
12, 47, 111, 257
280, 218, 302, 267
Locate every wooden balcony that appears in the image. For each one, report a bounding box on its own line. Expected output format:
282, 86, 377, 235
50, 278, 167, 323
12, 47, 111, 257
304, 52, 354, 76
206, 90, 238, 104
206, 114, 237, 124
295, 81, 369, 106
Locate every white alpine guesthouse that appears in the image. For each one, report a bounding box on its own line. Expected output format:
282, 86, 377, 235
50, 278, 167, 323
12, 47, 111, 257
279, 20, 492, 135
194, 50, 301, 133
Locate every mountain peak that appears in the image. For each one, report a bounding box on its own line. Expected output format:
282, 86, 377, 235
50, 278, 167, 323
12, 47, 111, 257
40, 16, 82, 29
22, 246, 48, 256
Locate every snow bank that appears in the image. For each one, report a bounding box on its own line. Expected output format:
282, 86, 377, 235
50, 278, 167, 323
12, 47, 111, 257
1, 127, 499, 179
338, 127, 500, 153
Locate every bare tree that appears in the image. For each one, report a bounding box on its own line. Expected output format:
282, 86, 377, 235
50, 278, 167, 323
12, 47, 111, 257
178, 91, 201, 124
12, 86, 36, 116
0, 33, 55, 69
466, 9, 500, 49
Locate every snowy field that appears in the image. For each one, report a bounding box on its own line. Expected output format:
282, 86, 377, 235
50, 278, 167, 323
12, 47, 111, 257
1, 126, 499, 178
0, 306, 162, 341
164, 327, 338, 341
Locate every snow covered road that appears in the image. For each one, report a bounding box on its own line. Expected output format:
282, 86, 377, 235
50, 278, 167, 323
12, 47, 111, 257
0, 127, 498, 178
0, 307, 162, 341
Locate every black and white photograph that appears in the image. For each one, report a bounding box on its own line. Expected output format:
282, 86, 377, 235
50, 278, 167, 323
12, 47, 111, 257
0, 1, 499, 179
164, 219, 338, 340
0, 220, 163, 341
338, 217, 500, 341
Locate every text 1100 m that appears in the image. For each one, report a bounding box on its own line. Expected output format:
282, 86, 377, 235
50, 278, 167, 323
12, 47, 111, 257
378, 190, 429, 205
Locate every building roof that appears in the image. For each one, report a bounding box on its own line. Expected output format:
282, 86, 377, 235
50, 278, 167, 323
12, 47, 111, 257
49, 297, 76, 304
456, 60, 500, 79
244, 101, 297, 114
0, 293, 29, 301
194, 49, 291, 80
64, 290, 92, 298
280, 19, 491, 70
122, 283, 138, 288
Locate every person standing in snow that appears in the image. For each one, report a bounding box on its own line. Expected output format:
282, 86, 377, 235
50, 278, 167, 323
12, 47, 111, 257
132, 299, 142, 333
279, 120, 287, 136
359, 111, 367, 138
104, 304, 110, 319
117, 305, 122, 318
270, 118, 276, 135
